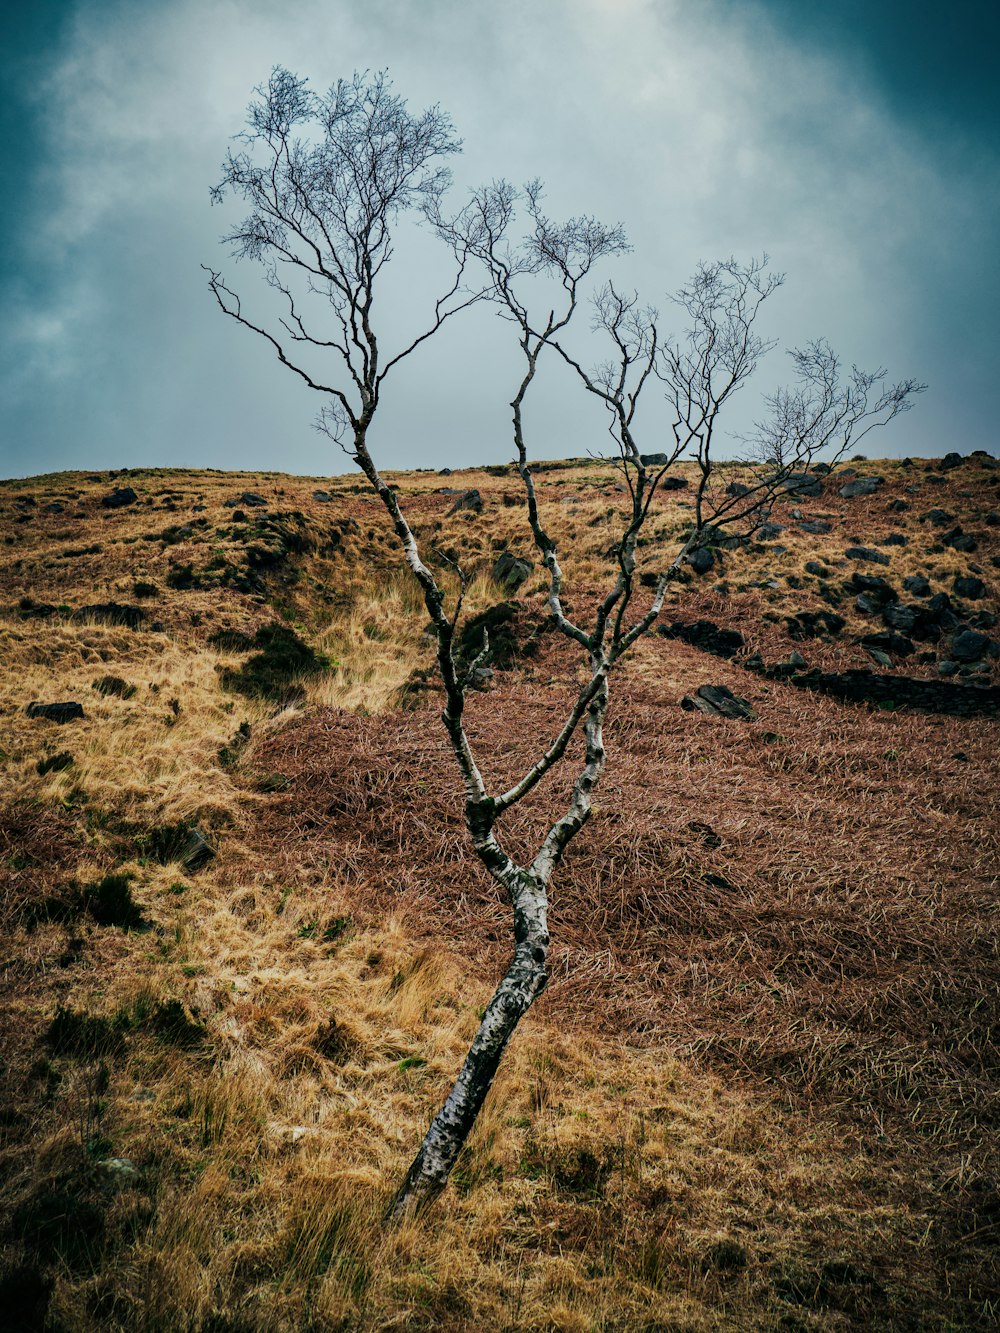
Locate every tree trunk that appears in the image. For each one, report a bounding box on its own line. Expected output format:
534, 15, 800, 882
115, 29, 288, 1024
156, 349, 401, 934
386, 879, 548, 1220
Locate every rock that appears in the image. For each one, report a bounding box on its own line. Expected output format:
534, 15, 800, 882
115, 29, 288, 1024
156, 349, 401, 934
43, 502, 65, 514
864, 646, 893, 667
845, 546, 890, 566
27, 702, 85, 723
881, 603, 919, 633
839, 476, 884, 498
680, 685, 754, 719
659, 474, 688, 490
812, 462, 833, 474
953, 575, 987, 599
101, 487, 138, 508
312, 489, 333, 502
743, 652, 765, 672
937, 660, 959, 676
920, 508, 954, 526
639, 452, 670, 466
805, 560, 829, 577
786, 650, 807, 667
903, 574, 931, 596
797, 520, 831, 534
447, 488, 483, 515
949, 629, 997, 661
492, 551, 534, 593
939, 451, 964, 470
756, 523, 785, 541
726, 481, 752, 497
985, 512, 1000, 527
779, 473, 822, 497
438, 467, 452, 475
687, 548, 715, 575
951, 629, 995, 661
658, 620, 745, 658
860, 631, 915, 657
887, 499, 910, 512
879, 533, 908, 546
786, 610, 844, 640
941, 525, 978, 553
73, 603, 146, 630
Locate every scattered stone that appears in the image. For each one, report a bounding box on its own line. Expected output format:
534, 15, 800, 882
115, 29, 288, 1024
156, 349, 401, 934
658, 474, 688, 490
447, 488, 483, 515
953, 575, 987, 599
726, 481, 752, 497
859, 631, 915, 657
224, 492, 268, 508
658, 620, 745, 658
687, 548, 715, 575
681, 685, 755, 719
805, 560, 829, 577
786, 610, 844, 640
864, 646, 893, 667
920, 508, 954, 526
43, 502, 65, 514
798, 519, 831, 534
879, 533, 908, 546
951, 629, 996, 661
937, 660, 958, 676
845, 546, 890, 566
902, 574, 931, 597
492, 551, 534, 593
887, 498, 910, 512
639, 452, 670, 466
985, 511, 1000, 527
26, 702, 84, 723
839, 476, 884, 498
312, 489, 333, 502
941, 525, 978, 552
101, 486, 138, 508
938, 451, 964, 470
756, 522, 785, 541
786, 650, 807, 667
779, 473, 822, 497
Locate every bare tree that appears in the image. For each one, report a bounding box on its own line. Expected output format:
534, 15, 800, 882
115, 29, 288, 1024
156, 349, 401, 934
209, 75, 925, 1221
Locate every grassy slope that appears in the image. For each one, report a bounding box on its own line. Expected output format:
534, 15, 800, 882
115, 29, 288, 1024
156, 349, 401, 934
0, 457, 997, 1330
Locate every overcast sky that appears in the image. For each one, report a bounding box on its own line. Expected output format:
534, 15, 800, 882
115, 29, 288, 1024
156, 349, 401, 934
1, 0, 997, 480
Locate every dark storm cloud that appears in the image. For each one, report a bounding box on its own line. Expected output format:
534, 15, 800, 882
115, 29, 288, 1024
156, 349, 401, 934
1, 0, 997, 480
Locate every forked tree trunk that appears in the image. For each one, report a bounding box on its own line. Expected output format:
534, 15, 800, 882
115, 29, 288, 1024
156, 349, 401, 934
386, 869, 549, 1220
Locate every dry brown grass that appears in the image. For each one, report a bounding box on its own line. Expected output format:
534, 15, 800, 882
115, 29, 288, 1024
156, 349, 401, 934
1, 459, 998, 1330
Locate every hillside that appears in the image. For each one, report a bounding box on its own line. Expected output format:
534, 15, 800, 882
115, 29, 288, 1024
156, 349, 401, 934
1, 454, 998, 1330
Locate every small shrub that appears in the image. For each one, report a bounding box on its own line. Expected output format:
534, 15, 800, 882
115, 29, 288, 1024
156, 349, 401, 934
92, 675, 136, 700
165, 563, 202, 590
219, 623, 329, 703
36, 750, 73, 776
132, 580, 160, 598
148, 999, 207, 1048
84, 873, 145, 929
45, 1004, 128, 1057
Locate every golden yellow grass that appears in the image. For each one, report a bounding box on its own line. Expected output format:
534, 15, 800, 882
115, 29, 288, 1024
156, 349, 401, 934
0, 458, 997, 1330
